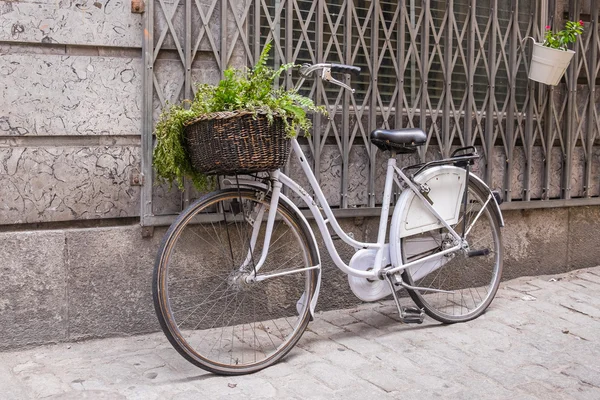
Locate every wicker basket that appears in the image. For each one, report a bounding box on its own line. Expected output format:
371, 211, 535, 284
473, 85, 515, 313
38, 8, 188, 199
184, 111, 291, 175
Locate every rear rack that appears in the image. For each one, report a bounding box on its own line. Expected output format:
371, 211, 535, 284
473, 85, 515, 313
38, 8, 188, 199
402, 146, 479, 178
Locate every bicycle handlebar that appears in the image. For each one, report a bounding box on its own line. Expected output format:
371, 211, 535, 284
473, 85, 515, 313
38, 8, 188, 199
299, 63, 361, 77
330, 63, 361, 77
298, 63, 361, 93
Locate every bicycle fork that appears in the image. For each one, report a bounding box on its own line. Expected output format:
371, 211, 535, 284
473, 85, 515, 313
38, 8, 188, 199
241, 176, 319, 283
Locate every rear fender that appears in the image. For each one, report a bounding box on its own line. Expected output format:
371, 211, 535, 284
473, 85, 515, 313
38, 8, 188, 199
469, 174, 505, 227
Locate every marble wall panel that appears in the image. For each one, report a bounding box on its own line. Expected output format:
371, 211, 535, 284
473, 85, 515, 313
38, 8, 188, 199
318, 145, 342, 208
0, 145, 140, 224
346, 146, 369, 207
279, 142, 589, 210
0, 0, 143, 47
510, 147, 525, 200
549, 147, 564, 199
527, 146, 545, 200
151, 181, 183, 216
490, 145, 566, 201
570, 147, 586, 198
0, 0, 243, 56
286, 143, 314, 206
506, 145, 551, 202
373, 148, 421, 206
0, 54, 141, 136
591, 147, 600, 197
491, 145, 506, 194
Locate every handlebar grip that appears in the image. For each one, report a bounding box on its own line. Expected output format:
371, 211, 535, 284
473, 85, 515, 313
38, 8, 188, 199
330, 63, 361, 77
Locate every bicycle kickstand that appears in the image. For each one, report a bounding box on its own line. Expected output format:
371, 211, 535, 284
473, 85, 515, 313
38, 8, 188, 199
384, 271, 425, 324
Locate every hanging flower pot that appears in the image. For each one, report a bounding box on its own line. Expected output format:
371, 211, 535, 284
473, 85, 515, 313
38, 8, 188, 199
525, 20, 584, 86
528, 42, 575, 86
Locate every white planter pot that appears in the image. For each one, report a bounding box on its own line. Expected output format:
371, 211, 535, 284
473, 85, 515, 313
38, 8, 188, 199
529, 43, 575, 86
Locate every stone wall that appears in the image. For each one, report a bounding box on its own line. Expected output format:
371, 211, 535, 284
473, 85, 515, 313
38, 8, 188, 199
1, 207, 600, 349
0, 0, 145, 348
1, 0, 144, 226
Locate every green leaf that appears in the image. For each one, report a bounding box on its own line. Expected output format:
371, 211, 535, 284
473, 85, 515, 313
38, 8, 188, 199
152, 40, 327, 191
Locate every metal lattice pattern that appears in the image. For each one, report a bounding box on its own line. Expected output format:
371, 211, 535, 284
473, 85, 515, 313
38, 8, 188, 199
142, 0, 600, 226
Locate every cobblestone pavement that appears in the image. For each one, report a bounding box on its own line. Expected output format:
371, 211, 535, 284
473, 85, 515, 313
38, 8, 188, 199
2, 267, 600, 400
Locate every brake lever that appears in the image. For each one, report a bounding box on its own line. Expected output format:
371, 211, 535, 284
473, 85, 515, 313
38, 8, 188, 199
322, 67, 355, 93
299, 63, 312, 77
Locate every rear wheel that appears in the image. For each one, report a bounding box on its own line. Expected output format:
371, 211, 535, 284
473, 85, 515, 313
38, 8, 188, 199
401, 178, 503, 323
153, 188, 318, 375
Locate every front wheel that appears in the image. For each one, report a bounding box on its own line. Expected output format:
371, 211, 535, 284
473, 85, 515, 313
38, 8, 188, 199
401, 177, 503, 323
153, 188, 318, 375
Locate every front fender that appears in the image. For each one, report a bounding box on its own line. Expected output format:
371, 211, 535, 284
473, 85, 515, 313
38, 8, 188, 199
221, 179, 322, 319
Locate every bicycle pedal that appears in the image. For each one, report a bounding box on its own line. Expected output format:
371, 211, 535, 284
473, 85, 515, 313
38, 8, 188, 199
401, 307, 425, 324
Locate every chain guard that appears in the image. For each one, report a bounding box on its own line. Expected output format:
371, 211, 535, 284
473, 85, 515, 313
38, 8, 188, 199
348, 247, 393, 302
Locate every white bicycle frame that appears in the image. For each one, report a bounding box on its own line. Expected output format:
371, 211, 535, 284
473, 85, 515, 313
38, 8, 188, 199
237, 63, 501, 284
242, 138, 490, 283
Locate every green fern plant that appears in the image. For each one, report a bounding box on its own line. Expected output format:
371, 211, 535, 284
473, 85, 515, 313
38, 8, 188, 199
153, 42, 326, 191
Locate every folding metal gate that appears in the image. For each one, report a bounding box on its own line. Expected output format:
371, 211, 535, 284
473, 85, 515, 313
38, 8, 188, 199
141, 0, 600, 227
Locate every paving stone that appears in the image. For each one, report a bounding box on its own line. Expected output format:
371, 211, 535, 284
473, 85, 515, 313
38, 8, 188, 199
570, 278, 600, 291
302, 361, 365, 391
254, 360, 296, 379
332, 386, 395, 400
319, 343, 373, 369
20, 372, 71, 398
0, 266, 598, 399
326, 329, 392, 356
559, 363, 600, 388
0, 365, 35, 400
514, 381, 567, 400
305, 318, 348, 336
196, 376, 279, 398
505, 281, 545, 293
577, 272, 600, 285
348, 365, 419, 393
296, 331, 346, 355
340, 320, 390, 340
317, 309, 362, 327
361, 347, 419, 372
560, 386, 600, 400
47, 391, 128, 399
342, 306, 401, 330
277, 375, 336, 399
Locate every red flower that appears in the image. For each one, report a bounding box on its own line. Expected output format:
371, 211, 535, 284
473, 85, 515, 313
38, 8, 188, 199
579, 20, 584, 26
545, 25, 551, 30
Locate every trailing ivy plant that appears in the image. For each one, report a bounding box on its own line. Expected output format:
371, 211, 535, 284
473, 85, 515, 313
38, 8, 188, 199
153, 42, 326, 191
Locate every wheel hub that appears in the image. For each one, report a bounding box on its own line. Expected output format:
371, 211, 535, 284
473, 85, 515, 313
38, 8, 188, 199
441, 235, 458, 259
228, 271, 252, 289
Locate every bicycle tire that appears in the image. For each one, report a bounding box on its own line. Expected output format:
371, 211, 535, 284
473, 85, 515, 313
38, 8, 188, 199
401, 176, 503, 323
153, 188, 318, 375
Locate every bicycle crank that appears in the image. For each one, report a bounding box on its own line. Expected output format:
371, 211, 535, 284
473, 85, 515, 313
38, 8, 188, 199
383, 272, 425, 324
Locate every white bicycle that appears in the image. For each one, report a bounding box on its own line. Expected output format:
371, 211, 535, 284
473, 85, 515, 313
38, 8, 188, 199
153, 63, 504, 375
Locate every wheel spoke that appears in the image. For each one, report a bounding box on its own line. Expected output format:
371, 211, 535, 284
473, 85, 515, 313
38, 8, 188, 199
153, 189, 315, 374
401, 179, 503, 323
